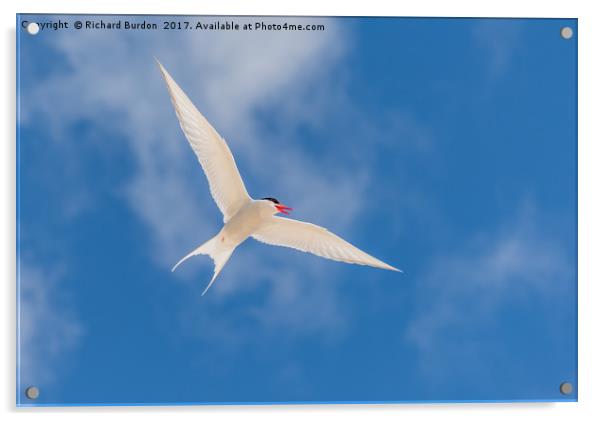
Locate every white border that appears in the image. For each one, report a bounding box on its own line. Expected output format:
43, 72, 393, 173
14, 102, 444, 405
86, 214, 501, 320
2, 1, 600, 419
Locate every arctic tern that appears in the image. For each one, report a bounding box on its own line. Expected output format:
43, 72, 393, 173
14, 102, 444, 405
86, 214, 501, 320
157, 60, 400, 295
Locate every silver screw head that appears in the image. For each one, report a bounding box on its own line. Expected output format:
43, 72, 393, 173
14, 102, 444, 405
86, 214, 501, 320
560, 27, 573, 40
26, 22, 40, 35
560, 382, 573, 395
25, 386, 39, 400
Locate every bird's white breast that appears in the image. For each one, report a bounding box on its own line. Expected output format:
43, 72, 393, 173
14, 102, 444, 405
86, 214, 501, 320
219, 200, 271, 247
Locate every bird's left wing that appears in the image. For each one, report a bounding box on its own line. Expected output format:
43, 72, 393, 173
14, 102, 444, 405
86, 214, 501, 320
156, 60, 251, 222
252, 217, 400, 272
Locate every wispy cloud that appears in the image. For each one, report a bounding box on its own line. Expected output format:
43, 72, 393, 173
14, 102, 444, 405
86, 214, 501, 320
22, 17, 357, 252
18, 261, 83, 394
20, 16, 413, 343
405, 203, 573, 390
472, 19, 523, 80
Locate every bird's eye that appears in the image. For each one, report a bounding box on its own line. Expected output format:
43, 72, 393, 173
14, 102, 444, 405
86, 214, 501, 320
261, 197, 280, 204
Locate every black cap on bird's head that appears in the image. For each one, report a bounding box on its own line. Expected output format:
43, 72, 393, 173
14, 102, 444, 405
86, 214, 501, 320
261, 197, 293, 215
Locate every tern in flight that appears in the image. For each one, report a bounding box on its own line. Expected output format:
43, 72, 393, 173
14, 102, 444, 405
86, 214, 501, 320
157, 60, 400, 295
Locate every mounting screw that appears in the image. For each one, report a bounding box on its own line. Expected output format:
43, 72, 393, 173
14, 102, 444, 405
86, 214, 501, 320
560, 27, 573, 40
559, 382, 573, 395
25, 386, 40, 400
26, 22, 40, 35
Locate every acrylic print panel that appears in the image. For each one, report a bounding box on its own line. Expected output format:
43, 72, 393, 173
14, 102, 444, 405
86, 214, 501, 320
16, 15, 577, 406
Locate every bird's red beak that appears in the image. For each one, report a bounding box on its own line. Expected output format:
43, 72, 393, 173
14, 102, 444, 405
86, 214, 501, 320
275, 204, 293, 215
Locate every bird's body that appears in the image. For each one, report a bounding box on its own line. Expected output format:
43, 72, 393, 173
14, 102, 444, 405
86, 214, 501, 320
221, 200, 273, 245
156, 59, 400, 295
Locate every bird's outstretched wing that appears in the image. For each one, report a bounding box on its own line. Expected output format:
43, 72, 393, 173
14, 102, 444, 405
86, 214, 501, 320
252, 217, 401, 272
156, 60, 251, 222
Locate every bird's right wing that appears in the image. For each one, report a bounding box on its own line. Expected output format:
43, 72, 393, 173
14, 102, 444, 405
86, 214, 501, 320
252, 217, 400, 272
156, 60, 251, 222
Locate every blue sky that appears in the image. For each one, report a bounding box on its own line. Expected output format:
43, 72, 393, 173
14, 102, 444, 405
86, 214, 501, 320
17, 16, 577, 405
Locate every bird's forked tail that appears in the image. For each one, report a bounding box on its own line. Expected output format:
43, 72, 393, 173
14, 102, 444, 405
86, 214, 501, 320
171, 234, 235, 296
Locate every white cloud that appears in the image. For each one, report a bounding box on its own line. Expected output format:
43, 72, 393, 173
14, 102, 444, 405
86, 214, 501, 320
22, 17, 358, 252
405, 203, 573, 386
17, 261, 83, 393
472, 19, 523, 80
20, 16, 406, 342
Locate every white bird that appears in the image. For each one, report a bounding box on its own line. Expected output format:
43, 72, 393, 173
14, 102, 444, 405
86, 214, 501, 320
157, 60, 401, 295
